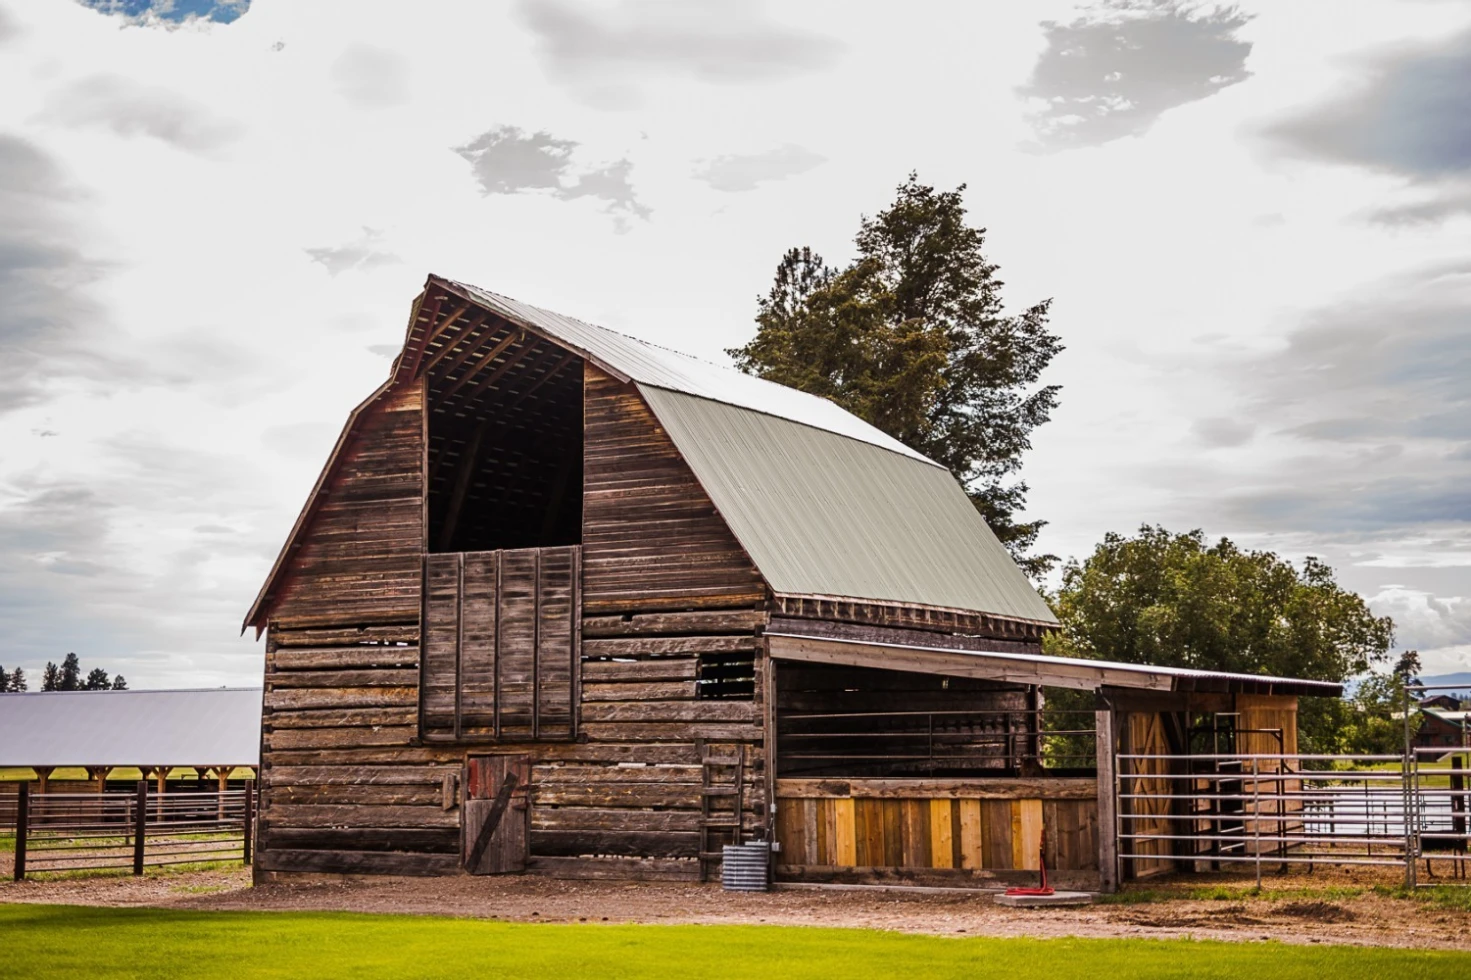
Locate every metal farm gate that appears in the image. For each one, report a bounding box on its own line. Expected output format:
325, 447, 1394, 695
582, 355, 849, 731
1113, 684, 1471, 888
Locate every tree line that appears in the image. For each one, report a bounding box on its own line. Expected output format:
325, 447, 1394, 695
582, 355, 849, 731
737, 174, 1405, 753
0, 652, 127, 692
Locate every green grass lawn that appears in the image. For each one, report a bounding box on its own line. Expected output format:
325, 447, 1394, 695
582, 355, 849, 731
0, 904, 1465, 980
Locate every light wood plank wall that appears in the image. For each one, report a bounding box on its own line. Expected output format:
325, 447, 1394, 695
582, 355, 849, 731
774, 779, 1098, 873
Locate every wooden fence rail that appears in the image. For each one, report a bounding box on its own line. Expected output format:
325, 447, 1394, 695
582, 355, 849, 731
12, 781, 255, 881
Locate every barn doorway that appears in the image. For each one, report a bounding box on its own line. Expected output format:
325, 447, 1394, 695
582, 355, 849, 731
463, 754, 530, 874
421, 310, 584, 554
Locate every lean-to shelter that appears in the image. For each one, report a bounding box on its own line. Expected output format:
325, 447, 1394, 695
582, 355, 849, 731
244, 275, 1339, 888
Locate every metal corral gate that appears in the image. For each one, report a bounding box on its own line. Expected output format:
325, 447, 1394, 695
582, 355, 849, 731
1114, 748, 1470, 887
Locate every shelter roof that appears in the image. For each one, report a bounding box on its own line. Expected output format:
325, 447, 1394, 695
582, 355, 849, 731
766, 629, 1345, 697
0, 689, 261, 769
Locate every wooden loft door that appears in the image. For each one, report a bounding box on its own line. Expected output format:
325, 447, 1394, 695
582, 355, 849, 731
420, 546, 581, 742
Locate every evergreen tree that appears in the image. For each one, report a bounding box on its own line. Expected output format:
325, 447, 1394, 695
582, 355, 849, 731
41, 662, 60, 692
84, 667, 112, 691
59, 652, 82, 691
9, 668, 25, 692
731, 175, 1062, 577
0, 665, 7, 693
111, 674, 128, 691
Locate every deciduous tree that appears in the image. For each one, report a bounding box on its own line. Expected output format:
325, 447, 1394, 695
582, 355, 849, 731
1046, 525, 1395, 751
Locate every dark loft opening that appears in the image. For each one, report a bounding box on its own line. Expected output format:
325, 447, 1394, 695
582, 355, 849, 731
423, 310, 584, 554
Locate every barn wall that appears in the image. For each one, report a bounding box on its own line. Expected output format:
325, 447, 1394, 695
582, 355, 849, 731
257, 380, 445, 875
528, 367, 770, 879
581, 364, 765, 614
258, 367, 773, 880
266, 381, 427, 629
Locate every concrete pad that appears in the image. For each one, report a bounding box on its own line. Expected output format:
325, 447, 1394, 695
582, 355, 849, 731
993, 891, 1094, 908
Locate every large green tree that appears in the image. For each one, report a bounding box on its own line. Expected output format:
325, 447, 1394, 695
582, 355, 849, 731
1045, 525, 1396, 752
729, 175, 1064, 577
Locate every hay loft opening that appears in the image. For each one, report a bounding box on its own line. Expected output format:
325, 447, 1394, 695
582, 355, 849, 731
422, 306, 584, 554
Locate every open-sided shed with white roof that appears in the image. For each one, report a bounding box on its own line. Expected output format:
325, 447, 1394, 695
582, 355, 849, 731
0, 688, 260, 798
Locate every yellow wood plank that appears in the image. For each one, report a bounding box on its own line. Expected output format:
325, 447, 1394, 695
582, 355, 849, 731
958, 798, 982, 869
928, 799, 954, 869
1014, 798, 1043, 871
834, 797, 857, 867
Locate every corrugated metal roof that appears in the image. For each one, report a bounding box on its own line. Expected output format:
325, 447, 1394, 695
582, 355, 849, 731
0, 689, 261, 768
444, 279, 932, 464
640, 385, 1058, 624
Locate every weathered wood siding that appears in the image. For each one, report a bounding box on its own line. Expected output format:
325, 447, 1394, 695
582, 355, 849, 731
581, 364, 765, 615
421, 547, 581, 742
266, 382, 426, 629
259, 622, 462, 876
258, 367, 773, 881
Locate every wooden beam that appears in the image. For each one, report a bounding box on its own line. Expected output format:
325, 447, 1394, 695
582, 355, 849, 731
766, 634, 1174, 692
399, 292, 445, 381
437, 333, 531, 407
498, 350, 578, 415
420, 309, 492, 376
453, 344, 565, 418
437, 423, 489, 551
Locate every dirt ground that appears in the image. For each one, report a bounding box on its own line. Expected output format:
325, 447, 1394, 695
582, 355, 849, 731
5, 860, 1471, 949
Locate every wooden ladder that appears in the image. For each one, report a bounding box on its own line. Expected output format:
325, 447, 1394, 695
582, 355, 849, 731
697, 740, 745, 883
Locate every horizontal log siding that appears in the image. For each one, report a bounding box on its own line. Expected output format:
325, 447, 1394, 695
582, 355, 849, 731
260, 622, 457, 874
266, 381, 426, 629
258, 362, 781, 881
581, 364, 765, 614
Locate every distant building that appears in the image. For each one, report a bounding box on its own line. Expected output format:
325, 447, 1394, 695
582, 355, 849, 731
1417, 708, 1471, 751
0, 688, 260, 792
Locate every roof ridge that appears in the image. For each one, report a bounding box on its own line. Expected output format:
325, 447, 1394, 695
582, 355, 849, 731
636, 382, 945, 469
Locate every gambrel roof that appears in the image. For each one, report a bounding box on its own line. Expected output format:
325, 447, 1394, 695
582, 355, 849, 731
245, 275, 1058, 631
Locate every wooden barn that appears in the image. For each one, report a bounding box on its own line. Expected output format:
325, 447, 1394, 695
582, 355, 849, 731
244, 275, 1339, 888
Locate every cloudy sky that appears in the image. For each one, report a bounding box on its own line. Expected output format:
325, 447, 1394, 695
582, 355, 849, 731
2, 0, 1469, 687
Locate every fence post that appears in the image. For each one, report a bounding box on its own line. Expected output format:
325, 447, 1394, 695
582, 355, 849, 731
1403, 681, 1417, 888
242, 780, 254, 866
13, 782, 28, 882
133, 780, 148, 876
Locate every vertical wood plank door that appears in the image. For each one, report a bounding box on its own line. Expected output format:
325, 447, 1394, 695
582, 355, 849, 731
463, 755, 530, 875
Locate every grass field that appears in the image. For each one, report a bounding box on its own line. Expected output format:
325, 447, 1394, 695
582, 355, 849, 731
0, 904, 1466, 980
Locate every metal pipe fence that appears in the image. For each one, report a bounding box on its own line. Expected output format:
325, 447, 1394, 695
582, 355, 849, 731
777, 707, 1099, 773
1115, 749, 1471, 887
11, 781, 255, 880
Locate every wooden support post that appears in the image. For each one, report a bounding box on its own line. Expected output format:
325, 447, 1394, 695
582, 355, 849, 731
1095, 705, 1119, 893
243, 779, 254, 866
34, 767, 52, 795
133, 780, 147, 876
763, 650, 778, 842
155, 767, 168, 824
13, 782, 27, 882
216, 767, 229, 822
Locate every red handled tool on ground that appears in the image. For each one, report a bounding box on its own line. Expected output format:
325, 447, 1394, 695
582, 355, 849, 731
1004, 826, 1054, 897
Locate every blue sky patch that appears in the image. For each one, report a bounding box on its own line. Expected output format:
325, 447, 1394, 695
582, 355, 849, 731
77, 0, 250, 26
